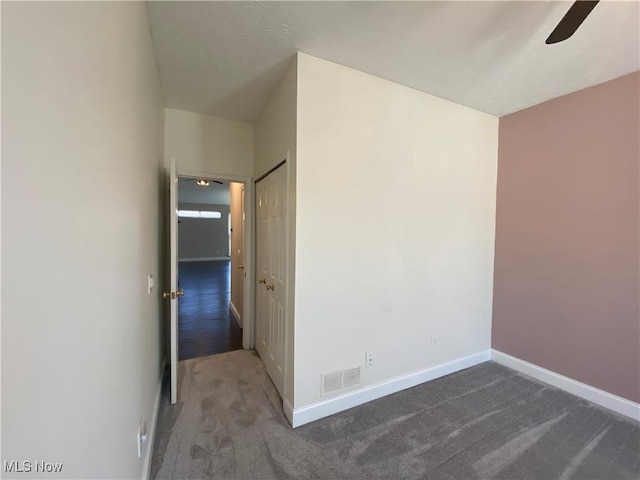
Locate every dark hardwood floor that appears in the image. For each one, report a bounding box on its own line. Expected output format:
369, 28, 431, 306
178, 260, 242, 361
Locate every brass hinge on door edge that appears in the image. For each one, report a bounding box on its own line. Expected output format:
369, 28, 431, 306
162, 290, 184, 300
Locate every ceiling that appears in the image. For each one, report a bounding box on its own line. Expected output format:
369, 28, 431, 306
147, 1, 640, 122
178, 177, 230, 206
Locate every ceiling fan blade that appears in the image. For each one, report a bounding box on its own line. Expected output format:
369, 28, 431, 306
546, 0, 599, 45
183, 177, 223, 185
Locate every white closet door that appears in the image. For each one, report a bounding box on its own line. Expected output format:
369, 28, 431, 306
255, 179, 268, 360
255, 164, 287, 396
266, 165, 287, 393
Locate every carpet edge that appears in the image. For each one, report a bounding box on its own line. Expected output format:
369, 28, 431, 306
290, 349, 492, 428
491, 349, 640, 422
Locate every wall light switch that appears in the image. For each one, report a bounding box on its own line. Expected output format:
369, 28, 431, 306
147, 275, 155, 294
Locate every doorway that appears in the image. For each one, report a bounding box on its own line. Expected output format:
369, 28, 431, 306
166, 160, 255, 404
176, 176, 244, 360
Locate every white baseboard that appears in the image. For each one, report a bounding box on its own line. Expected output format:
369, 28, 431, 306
178, 256, 230, 262
491, 349, 640, 422
290, 350, 491, 428
283, 398, 294, 427
141, 359, 165, 480
230, 301, 242, 328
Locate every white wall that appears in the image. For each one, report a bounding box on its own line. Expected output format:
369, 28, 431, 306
165, 108, 253, 177
2, 3, 164, 478
253, 57, 297, 179
253, 57, 297, 406
294, 54, 498, 408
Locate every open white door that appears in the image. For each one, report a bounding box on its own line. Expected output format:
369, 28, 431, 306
165, 157, 182, 404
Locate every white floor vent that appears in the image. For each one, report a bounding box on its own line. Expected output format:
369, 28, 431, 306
321, 366, 362, 397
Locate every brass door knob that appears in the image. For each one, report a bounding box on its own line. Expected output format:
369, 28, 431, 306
238, 264, 245, 269
177, 290, 185, 297
266, 284, 274, 291
258, 279, 266, 284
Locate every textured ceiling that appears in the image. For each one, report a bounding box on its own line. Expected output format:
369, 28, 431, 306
178, 177, 230, 206
147, 1, 640, 121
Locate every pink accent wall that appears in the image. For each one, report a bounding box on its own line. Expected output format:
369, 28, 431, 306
492, 72, 640, 403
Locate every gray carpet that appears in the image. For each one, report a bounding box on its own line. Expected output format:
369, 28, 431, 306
150, 350, 640, 480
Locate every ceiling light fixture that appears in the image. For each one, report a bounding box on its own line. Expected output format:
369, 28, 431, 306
196, 179, 210, 186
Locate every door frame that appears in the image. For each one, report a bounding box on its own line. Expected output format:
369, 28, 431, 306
178, 168, 255, 350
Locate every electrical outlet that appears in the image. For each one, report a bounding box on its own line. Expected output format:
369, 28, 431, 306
365, 352, 374, 367
431, 336, 438, 348
137, 421, 148, 458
